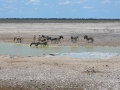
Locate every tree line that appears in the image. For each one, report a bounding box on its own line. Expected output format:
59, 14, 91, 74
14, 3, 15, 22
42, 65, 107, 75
0, 18, 120, 20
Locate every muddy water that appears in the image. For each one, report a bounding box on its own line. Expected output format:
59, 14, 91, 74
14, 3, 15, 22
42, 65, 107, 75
0, 42, 120, 58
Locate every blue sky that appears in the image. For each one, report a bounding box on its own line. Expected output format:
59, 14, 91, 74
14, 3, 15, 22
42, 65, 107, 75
0, 0, 120, 18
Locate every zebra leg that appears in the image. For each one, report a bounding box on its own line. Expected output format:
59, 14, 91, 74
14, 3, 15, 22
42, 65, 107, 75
73, 39, 76, 43
91, 40, 93, 43
87, 40, 89, 43
57, 40, 59, 44
30, 42, 33, 46
35, 43, 38, 46
72, 39, 74, 43
20, 39, 21, 43
76, 40, 77, 43
51, 40, 53, 44
17, 39, 18, 43
59, 39, 61, 43
54, 40, 56, 44
75, 39, 77, 43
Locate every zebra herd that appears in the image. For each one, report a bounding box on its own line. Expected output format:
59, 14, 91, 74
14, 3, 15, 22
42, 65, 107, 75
14, 35, 94, 47
30, 35, 64, 46
14, 36, 23, 43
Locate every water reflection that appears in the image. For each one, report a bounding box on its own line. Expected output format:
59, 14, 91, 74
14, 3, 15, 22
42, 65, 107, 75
0, 42, 120, 58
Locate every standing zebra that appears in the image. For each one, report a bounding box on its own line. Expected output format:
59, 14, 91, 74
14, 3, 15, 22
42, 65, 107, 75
14, 36, 23, 43
50, 35, 64, 44
71, 36, 79, 43
84, 35, 94, 43
33, 35, 36, 42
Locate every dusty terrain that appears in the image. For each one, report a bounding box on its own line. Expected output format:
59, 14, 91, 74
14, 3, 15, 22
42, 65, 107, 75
0, 23, 120, 46
0, 22, 120, 90
0, 55, 120, 90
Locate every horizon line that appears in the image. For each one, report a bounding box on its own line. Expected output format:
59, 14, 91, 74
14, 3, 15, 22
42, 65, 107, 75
0, 18, 120, 20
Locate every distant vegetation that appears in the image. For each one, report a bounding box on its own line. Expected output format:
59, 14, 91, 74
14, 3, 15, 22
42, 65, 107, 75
0, 18, 120, 20
0, 18, 120, 23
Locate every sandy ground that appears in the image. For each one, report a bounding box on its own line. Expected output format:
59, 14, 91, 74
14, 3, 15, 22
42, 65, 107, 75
0, 55, 120, 90
0, 22, 120, 90
0, 23, 120, 46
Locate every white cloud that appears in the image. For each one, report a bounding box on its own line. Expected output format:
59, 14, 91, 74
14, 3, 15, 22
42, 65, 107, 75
0, 8, 4, 10
75, 1, 83, 4
114, 1, 120, 6
59, 0, 88, 5
4, 5, 17, 10
83, 6, 93, 9
29, 0, 39, 3
74, 0, 88, 4
101, 0, 111, 4
34, 8, 38, 10
44, 4, 49, 6
4, 0, 17, 3
72, 10, 77, 12
56, 11, 59, 14
59, 1, 71, 5
26, 0, 40, 5
21, 0, 25, 2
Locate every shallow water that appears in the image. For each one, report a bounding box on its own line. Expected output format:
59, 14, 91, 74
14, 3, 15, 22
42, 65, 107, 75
58, 52, 119, 59
0, 42, 120, 58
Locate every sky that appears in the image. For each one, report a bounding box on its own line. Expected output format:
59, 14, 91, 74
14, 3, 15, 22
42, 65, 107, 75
0, 0, 120, 18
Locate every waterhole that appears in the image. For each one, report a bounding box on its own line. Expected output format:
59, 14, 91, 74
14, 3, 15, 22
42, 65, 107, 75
0, 42, 120, 58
